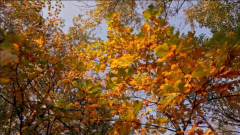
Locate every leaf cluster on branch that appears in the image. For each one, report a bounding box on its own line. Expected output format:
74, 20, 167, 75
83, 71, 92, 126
0, 0, 240, 135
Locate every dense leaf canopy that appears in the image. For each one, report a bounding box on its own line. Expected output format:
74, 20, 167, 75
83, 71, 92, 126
0, 0, 240, 135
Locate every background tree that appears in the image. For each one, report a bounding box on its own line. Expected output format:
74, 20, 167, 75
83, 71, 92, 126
184, 0, 240, 33
1, 0, 240, 135
0, 1, 112, 134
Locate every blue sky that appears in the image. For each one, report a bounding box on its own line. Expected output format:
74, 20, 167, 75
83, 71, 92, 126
43, 1, 212, 39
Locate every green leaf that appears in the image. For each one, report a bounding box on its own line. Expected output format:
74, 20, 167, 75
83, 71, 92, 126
154, 43, 168, 57
192, 65, 210, 78
23, 40, 33, 51
167, 26, 174, 36
158, 90, 167, 96
56, 98, 66, 108
232, 26, 240, 46
118, 68, 125, 76
127, 66, 134, 76
164, 85, 175, 92
76, 91, 84, 99
57, 63, 64, 70
21, 73, 28, 78
137, 32, 145, 38
0, 39, 14, 50
91, 87, 101, 94
236, 26, 240, 40
143, 11, 151, 20
174, 80, 185, 93
156, 8, 162, 16
96, 64, 100, 72
107, 12, 115, 20
12, 35, 22, 44
148, 4, 154, 12
132, 101, 143, 116
66, 103, 75, 109
109, 73, 117, 78
86, 79, 92, 86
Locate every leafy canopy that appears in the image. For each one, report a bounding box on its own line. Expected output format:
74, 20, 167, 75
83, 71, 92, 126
0, 1, 240, 135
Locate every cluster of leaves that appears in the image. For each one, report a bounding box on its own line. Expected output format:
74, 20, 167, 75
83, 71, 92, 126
184, 0, 240, 33
1, 0, 240, 135
0, 1, 112, 134
78, 0, 191, 30
92, 5, 240, 134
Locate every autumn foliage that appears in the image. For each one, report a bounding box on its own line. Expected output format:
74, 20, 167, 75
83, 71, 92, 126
0, 0, 240, 135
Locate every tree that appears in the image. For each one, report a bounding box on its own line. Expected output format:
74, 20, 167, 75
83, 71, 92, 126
0, 1, 112, 134
184, 0, 240, 33
91, 5, 240, 134
76, 0, 193, 30
1, 0, 240, 135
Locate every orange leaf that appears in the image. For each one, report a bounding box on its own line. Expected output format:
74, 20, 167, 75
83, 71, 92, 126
74, 101, 80, 105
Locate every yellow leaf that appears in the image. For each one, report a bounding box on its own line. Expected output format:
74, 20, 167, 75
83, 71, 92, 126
171, 64, 178, 70
13, 43, 18, 49
144, 107, 153, 115
141, 23, 150, 33
34, 37, 44, 47
158, 117, 168, 123
170, 45, 177, 52
151, 90, 158, 102
157, 57, 165, 63
54, 34, 59, 42
62, 79, 70, 83
204, 129, 213, 135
